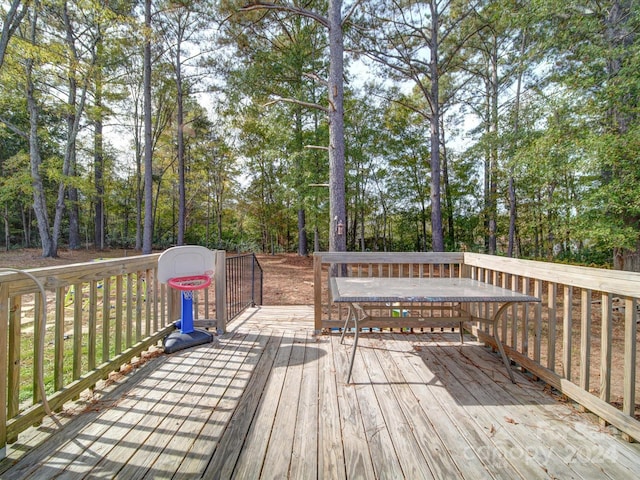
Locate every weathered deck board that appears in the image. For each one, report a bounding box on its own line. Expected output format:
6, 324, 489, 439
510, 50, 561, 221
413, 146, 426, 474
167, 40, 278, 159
342, 334, 404, 479
385, 334, 529, 480
1, 305, 639, 479
421, 333, 580, 478
171, 332, 265, 479
356, 336, 433, 479
449, 334, 640, 477
373, 335, 488, 479
317, 324, 345, 479
289, 329, 319, 479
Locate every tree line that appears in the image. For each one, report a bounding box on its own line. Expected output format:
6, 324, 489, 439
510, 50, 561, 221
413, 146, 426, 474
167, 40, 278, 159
1, 0, 639, 270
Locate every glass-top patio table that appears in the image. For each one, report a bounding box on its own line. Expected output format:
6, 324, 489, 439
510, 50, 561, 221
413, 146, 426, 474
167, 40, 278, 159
330, 277, 541, 384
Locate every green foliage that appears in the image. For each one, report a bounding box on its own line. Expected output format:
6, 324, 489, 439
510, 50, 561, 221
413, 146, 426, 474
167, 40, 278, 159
0, 0, 639, 267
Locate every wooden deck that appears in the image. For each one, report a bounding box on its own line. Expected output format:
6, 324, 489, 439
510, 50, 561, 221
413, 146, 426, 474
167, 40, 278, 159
2, 305, 640, 479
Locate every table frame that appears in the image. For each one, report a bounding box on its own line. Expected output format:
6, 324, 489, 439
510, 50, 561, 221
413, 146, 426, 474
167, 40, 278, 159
330, 277, 540, 384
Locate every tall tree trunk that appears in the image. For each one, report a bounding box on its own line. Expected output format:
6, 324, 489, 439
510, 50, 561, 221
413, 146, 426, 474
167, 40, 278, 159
359, 198, 365, 251
429, 3, 444, 252
293, 43, 308, 256
21, 207, 29, 247
3, 204, 9, 251
66, 52, 80, 249
507, 176, 517, 256
328, 0, 346, 253
26, 1, 55, 257
507, 30, 527, 258
176, 35, 185, 246
440, 117, 454, 250
67, 156, 80, 248
483, 82, 491, 254
135, 96, 143, 251
57, 0, 90, 253
298, 209, 308, 255
142, 0, 154, 254
94, 97, 104, 250
0, 0, 27, 70
606, 0, 637, 270
488, 36, 499, 255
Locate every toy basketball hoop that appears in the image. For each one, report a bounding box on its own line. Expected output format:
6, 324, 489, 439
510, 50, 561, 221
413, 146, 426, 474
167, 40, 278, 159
158, 246, 216, 353
168, 275, 211, 292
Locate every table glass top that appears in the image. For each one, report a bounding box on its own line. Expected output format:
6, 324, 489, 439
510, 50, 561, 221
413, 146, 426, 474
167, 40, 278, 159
330, 277, 540, 303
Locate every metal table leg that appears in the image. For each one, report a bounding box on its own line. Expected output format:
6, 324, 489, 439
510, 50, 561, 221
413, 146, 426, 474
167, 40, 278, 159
491, 302, 516, 383
340, 303, 360, 384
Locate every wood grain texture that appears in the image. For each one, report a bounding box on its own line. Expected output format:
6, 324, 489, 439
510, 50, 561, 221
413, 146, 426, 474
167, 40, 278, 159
2, 305, 639, 479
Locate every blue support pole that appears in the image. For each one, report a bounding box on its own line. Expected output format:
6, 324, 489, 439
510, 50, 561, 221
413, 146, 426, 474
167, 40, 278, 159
180, 292, 194, 334
164, 288, 213, 353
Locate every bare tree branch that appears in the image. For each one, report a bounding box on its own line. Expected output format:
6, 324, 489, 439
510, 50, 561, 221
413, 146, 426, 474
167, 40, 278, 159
263, 95, 328, 113
239, 2, 329, 29
303, 71, 328, 86
342, 0, 364, 27
0, 116, 28, 139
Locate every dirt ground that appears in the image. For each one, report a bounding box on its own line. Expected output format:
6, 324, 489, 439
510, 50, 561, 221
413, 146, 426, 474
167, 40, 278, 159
0, 248, 314, 305
255, 254, 314, 304
0, 248, 140, 269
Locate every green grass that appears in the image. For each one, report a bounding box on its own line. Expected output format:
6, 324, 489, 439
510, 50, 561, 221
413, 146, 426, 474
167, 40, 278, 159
13, 298, 149, 409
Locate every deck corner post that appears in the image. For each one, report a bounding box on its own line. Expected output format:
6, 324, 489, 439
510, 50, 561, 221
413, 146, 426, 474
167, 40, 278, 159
215, 250, 227, 333
1, 282, 8, 460
313, 253, 323, 331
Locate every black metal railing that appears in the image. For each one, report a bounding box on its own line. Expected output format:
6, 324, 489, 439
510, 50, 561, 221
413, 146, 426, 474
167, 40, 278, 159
225, 253, 263, 322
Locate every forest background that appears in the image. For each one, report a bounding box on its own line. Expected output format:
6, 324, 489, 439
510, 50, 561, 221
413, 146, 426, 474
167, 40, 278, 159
1, 0, 640, 271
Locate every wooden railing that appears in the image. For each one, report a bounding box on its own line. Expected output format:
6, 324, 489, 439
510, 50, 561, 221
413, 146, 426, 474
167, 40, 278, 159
463, 253, 640, 442
225, 253, 263, 322
313, 251, 640, 442
313, 252, 465, 331
0, 251, 226, 459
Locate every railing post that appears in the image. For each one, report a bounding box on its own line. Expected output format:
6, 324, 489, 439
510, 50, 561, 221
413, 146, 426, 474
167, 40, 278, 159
250, 255, 256, 307
1, 282, 8, 460
313, 253, 323, 332
622, 297, 637, 442
215, 250, 226, 333
259, 259, 263, 305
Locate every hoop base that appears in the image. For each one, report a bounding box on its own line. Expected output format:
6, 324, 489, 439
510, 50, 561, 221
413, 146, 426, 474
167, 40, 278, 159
163, 328, 214, 354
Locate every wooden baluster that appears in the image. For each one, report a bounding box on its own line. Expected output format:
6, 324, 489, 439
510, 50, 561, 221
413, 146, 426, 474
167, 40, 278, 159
89, 280, 98, 373
131, 271, 140, 339
622, 297, 637, 442
547, 282, 557, 372
7, 295, 21, 441
126, 273, 133, 348
599, 292, 613, 412
135, 271, 142, 343
510, 275, 518, 350
73, 283, 83, 386
0, 283, 8, 456
562, 285, 573, 381
580, 288, 592, 395
55, 288, 65, 392
102, 277, 111, 364
32, 292, 42, 408
115, 275, 123, 355
533, 279, 543, 367
145, 269, 152, 335
522, 278, 530, 359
